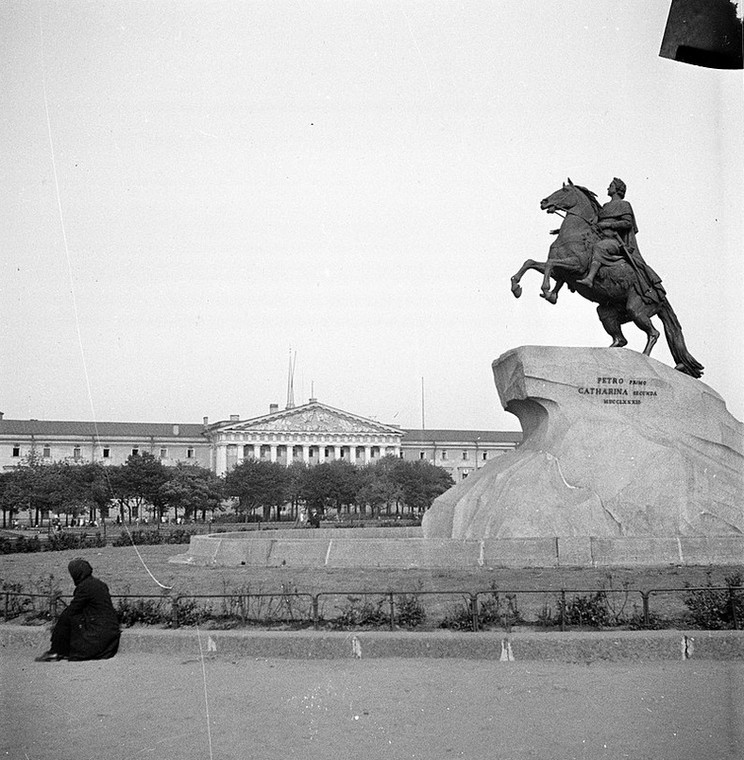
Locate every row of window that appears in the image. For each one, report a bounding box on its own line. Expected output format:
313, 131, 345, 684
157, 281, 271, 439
10, 443, 492, 463
418, 450, 489, 461
9, 445, 195, 461
231, 444, 391, 459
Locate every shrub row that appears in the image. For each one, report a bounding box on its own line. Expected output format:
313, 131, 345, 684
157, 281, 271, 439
99, 580, 744, 631
683, 573, 743, 630
0, 532, 106, 555
111, 529, 194, 547
0, 528, 193, 554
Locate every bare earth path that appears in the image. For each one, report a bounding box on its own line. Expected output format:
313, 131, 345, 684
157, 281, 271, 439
1, 650, 741, 760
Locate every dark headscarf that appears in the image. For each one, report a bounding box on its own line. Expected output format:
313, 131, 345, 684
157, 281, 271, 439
68, 558, 93, 585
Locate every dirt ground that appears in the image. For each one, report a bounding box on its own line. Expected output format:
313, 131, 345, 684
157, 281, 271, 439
1, 648, 741, 760
2, 548, 742, 758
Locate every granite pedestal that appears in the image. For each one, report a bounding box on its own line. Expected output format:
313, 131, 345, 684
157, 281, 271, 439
422, 346, 744, 541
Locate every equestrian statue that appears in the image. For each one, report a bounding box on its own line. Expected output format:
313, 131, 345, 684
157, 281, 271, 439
510, 178, 703, 378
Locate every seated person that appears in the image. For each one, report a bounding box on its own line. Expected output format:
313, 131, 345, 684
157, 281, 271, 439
36, 558, 120, 662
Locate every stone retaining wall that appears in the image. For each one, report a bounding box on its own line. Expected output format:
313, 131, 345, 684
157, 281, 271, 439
170, 531, 744, 568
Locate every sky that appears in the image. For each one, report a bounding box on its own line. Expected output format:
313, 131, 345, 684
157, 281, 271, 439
1, 1, 742, 432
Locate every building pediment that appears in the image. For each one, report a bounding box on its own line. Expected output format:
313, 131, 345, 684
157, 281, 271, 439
216, 402, 402, 437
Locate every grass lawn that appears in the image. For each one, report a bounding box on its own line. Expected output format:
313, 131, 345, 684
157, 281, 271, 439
1, 543, 741, 597
2, 544, 741, 630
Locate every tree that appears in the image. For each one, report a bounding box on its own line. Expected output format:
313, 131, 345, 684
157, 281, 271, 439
357, 457, 403, 517
224, 459, 288, 521
26, 462, 80, 526
71, 462, 113, 522
0, 469, 28, 527
285, 461, 309, 521
298, 460, 361, 516
394, 460, 454, 515
159, 463, 224, 522
108, 453, 170, 523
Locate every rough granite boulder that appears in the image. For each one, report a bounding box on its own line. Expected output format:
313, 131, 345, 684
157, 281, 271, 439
422, 346, 744, 539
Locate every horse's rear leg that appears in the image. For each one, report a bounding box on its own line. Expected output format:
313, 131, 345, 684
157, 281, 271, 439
510, 259, 545, 299
626, 293, 660, 355
597, 304, 628, 348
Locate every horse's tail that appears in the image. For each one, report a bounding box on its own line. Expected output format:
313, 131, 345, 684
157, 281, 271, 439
657, 299, 704, 378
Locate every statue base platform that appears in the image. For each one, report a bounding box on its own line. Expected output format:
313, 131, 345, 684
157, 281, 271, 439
422, 346, 744, 539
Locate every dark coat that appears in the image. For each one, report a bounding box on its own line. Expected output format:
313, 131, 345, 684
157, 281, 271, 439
64, 565, 120, 660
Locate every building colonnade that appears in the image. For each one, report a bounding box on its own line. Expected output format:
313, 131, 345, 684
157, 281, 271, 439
215, 433, 401, 475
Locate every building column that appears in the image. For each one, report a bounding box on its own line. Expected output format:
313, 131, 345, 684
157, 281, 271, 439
302, 445, 309, 463
270, 444, 277, 463
226, 444, 238, 472
216, 445, 228, 476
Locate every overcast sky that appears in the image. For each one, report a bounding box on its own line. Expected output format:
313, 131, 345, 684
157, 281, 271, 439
1, 1, 742, 431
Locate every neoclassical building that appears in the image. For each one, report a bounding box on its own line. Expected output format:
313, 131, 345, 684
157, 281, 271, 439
0, 400, 522, 483
209, 401, 404, 475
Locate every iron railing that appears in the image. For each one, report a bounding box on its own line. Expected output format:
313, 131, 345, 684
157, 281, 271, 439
2, 585, 741, 632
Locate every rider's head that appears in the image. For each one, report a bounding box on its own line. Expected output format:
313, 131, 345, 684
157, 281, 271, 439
610, 178, 627, 198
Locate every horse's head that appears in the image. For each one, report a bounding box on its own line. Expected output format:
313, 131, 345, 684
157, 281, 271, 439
540, 179, 580, 214
540, 179, 600, 222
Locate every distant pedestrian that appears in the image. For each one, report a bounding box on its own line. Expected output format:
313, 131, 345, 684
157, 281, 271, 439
35, 558, 120, 662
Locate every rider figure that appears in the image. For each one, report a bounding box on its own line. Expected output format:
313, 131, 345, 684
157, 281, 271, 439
576, 178, 665, 304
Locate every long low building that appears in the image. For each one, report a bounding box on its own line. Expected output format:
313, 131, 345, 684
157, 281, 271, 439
0, 400, 522, 482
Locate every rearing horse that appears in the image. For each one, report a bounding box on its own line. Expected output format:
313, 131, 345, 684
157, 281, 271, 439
510, 179, 703, 378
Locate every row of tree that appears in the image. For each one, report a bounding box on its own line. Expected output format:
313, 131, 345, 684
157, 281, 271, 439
0, 453, 454, 527
0, 454, 222, 527
224, 456, 454, 521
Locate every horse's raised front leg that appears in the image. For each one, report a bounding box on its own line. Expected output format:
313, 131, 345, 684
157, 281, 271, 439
539, 260, 556, 301
540, 279, 564, 305
510, 259, 546, 299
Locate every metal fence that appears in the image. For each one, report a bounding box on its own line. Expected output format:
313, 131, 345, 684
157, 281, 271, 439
3, 585, 741, 632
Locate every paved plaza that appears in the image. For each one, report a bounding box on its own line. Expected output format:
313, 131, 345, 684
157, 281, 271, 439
1, 643, 741, 760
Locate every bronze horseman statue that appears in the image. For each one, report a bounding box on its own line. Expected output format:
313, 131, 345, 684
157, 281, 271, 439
510, 178, 704, 378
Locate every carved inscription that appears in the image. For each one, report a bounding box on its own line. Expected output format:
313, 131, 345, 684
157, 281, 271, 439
577, 376, 658, 405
